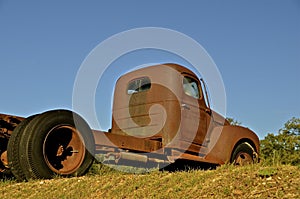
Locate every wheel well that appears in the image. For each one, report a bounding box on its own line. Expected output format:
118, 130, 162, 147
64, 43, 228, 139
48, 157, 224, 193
231, 138, 257, 159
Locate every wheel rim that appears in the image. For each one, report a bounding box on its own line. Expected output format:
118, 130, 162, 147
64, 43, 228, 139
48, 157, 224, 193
234, 152, 253, 166
43, 125, 85, 175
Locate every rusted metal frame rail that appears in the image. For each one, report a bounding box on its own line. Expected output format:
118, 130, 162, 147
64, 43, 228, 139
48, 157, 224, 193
0, 114, 24, 171
93, 130, 169, 164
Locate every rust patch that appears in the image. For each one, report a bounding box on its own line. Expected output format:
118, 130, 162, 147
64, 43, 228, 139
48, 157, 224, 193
0, 114, 24, 172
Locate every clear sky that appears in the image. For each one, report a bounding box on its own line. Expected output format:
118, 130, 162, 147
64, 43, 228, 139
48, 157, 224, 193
0, 1, 299, 139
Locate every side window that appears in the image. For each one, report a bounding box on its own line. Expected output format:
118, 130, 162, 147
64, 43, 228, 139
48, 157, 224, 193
183, 76, 200, 99
127, 77, 151, 94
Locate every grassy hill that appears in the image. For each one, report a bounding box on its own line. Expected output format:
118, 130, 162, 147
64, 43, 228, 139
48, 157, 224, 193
0, 163, 299, 198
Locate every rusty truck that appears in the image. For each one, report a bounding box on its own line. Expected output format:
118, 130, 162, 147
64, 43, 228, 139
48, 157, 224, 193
0, 63, 259, 181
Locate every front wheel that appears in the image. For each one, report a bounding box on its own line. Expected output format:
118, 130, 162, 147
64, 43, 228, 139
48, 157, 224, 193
19, 110, 95, 180
230, 142, 257, 166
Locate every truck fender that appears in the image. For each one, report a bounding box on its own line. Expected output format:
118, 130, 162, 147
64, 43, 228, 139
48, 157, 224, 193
204, 125, 259, 164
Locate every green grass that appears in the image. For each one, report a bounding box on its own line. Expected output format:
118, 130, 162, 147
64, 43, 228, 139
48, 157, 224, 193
0, 163, 299, 199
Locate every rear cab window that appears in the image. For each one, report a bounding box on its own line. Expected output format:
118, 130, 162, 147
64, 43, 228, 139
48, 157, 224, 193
127, 77, 151, 94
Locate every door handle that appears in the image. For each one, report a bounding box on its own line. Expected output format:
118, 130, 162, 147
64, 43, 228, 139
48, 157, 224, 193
181, 104, 190, 110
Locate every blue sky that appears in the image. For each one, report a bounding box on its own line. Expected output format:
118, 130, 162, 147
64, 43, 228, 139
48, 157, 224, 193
0, 1, 299, 139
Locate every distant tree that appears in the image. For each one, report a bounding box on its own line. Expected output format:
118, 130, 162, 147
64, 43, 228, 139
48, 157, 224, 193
260, 117, 300, 166
281, 117, 300, 136
226, 117, 241, 126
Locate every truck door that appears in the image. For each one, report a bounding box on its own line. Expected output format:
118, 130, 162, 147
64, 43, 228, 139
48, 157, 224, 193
180, 75, 209, 146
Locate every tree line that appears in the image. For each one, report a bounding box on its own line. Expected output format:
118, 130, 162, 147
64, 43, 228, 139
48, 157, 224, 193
260, 117, 300, 166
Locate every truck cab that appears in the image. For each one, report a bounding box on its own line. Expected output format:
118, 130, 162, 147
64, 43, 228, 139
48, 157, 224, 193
94, 63, 259, 166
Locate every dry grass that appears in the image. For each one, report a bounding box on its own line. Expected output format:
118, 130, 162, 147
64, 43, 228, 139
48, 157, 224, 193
0, 163, 299, 198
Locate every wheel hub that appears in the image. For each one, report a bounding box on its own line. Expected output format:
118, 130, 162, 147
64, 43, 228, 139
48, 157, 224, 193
43, 125, 85, 175
234, 152, 253, 166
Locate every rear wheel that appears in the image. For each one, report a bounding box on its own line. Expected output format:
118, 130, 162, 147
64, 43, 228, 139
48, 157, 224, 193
231, 142, 256, 166
19, 110, 95, 180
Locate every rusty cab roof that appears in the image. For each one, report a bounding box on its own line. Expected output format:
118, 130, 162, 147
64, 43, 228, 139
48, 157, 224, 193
113, 63, 199, 106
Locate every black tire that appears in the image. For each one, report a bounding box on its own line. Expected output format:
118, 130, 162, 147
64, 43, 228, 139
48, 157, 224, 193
230, 142, 256, 166
7, 115, 38, 181
19, 110, 95, 180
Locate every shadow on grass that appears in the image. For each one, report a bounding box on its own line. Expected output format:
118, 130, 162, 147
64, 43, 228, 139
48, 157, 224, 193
0, 172, 16, 181
160, 159, 218, 172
